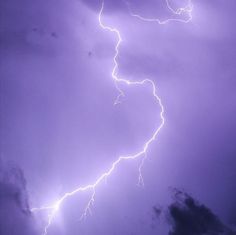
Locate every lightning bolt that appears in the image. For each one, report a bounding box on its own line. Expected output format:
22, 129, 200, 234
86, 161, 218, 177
127, 0, 193, 24
32, 1, 193, 234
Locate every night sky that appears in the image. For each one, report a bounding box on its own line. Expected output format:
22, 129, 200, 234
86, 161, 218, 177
0, 0, 236, 234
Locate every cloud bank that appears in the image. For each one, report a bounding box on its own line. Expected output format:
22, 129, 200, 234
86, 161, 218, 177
0, 160, 38, 235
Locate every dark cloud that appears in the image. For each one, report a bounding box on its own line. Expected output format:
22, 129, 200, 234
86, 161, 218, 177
0, 160, 38, 235
162, 189, 236, 235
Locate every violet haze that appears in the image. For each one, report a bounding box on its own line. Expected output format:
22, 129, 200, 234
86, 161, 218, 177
0, 0, 236, 234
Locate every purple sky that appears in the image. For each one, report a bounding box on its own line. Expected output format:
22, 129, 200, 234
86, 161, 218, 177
0, 0, 236, 234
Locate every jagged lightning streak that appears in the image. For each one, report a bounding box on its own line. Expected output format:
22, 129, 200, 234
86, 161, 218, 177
127, 0, 193, 24
32, 1, 193, 234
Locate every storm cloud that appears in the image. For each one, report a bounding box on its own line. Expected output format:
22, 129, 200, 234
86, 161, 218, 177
164, 189, 236, 235
0, 160, 38, 235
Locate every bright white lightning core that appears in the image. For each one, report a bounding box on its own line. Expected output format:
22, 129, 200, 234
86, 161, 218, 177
128, 0, 193, 24
32, 1, 193, 234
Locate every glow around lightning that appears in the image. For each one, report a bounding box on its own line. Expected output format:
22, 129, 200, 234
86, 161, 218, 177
32, 1, 193, 234
128, 0, 193, 24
